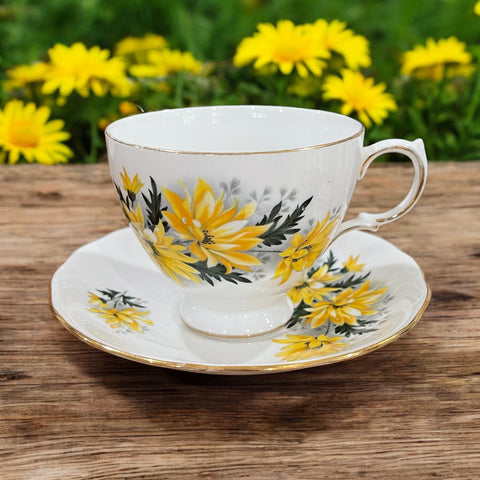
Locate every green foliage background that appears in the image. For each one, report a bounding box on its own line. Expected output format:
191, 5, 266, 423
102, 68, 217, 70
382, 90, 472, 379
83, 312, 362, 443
1, 0, 480, 161
2, 0, 478, 77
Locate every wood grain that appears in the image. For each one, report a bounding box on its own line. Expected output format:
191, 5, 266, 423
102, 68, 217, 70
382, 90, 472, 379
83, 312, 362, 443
1, 162, 479, 479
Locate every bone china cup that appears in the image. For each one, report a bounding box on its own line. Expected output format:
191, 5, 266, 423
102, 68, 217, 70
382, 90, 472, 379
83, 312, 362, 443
105, 105, 427, 338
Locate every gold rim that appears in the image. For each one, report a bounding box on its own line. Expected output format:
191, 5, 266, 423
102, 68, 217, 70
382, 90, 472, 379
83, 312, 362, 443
104, 107, 365, 156
49, 281, 431, 375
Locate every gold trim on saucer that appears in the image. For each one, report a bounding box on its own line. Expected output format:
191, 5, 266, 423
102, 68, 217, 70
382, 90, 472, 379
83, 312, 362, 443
49, 281, 431, 375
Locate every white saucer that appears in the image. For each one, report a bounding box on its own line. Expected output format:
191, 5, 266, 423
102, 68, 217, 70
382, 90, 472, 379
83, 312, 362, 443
50, 228, 430, 375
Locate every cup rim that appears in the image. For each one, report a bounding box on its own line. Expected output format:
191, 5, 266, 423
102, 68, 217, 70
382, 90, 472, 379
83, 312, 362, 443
105, 105, 365, 156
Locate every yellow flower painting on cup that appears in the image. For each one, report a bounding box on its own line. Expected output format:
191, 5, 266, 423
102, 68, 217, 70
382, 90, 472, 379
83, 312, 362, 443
111, 168, 390, 364
115, 168, 339, 287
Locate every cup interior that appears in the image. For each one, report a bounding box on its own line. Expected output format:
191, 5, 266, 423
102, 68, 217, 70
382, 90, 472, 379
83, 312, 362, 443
105, 105, 363, 154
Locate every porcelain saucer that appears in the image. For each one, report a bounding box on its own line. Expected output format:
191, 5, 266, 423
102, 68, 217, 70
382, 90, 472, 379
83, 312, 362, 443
50, 228, 430, 375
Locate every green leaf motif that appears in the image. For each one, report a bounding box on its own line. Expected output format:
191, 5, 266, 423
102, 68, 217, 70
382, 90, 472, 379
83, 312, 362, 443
96, 288, 146, 309
192, 260, 252, 286
285, 300, 309, 329
257, 196, 313, 247
327, 272, 371, 290
334, 318, 378, 337
142, 177, 169, 231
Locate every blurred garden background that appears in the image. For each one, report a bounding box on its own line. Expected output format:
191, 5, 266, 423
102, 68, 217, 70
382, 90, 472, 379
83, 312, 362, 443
1, 0, 480, 163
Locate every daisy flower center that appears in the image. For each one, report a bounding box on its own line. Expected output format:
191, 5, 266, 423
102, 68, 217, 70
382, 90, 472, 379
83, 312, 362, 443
9, 120, 40, 148
273, 40, 307, 62
201, 229, 215, 245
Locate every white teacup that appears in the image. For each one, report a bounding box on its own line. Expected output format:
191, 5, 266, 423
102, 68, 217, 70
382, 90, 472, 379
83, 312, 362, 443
105, 105, 427, 338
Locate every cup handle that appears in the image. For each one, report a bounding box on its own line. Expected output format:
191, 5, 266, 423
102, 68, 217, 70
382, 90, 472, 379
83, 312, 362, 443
335, 138, 428, 238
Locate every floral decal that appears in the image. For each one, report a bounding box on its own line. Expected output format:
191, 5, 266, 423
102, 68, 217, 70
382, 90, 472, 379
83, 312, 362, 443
88, 289, 152, 333
273, 213, 338, 283
162, 178, 268, 275
115, 168, 339, 286
273, 251, 389, 361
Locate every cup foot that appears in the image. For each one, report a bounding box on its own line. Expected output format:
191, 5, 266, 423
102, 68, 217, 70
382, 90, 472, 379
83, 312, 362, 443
179, 295, 293, 338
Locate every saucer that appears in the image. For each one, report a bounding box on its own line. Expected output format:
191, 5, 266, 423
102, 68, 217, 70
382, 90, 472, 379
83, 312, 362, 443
50, 228, 430, 375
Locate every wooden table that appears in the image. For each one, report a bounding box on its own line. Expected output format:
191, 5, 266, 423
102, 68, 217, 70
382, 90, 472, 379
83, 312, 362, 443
1, 162, 479, 479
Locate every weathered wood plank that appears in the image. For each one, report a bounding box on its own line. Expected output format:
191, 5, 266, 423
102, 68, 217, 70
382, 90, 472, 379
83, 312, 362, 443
1, 162, 479, 479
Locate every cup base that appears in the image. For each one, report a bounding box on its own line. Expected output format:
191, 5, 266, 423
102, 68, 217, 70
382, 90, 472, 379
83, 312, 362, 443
179, 294, 293, 338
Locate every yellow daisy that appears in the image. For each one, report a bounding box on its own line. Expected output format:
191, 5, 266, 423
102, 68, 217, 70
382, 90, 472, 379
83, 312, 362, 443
323, 69, 397, 127
42, 42, 132, 98
124, 203, 200, 285
119, 101, 140, 116
143, 221, 201, 285
88, 292, 107, 307
273, 213, 338, 284
287, 264, 341, 304
5, 62, 50, 91
89, 305, 153, 333
115, 33, 168, 57
304, 280, 387, 328
0, 100, 72, 164
123, 203, 145, 232
233, 20, 330, 77
120, 167, 143, 196
162, 178, 269, 274
311, 19, 371, 70
273, 334, 347, 361
401, 37, 473, 80
342, 254, 365, 272
129, 48, 203, 78
97, 101, 140, 131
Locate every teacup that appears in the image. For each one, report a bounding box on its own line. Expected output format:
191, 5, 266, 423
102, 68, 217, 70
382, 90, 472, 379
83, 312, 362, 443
105, 105, 427, 338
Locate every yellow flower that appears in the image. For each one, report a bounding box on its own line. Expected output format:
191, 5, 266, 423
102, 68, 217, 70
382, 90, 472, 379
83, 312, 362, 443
287, 264, 341, 304
304, 280, 387, 328
124, 204, 200, 285
89, 305, 153, 333
5, 62, 50, 91
342, 254, 365, 272
311, 19, 371, 70
119, 101, 139, 116
273, 334, 347, 361
233, 20, 330, 77
401, 37, 473, 80
97, 102, 140, 131
115, 33, 168, 57
0, 100, 72, 164
323, 69, 397, 127
475, 1, 480, 16
123, 203, 145, 232
88, 292, 106, 306
120, 167, 143, 195
98, 117, 111, 131
42, 42, 132, 98
162, 178, 269, 274
274, 213, 338, 284
144, 221, 201, 285
130, 48, 203, 78
88, 290, 153, 333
